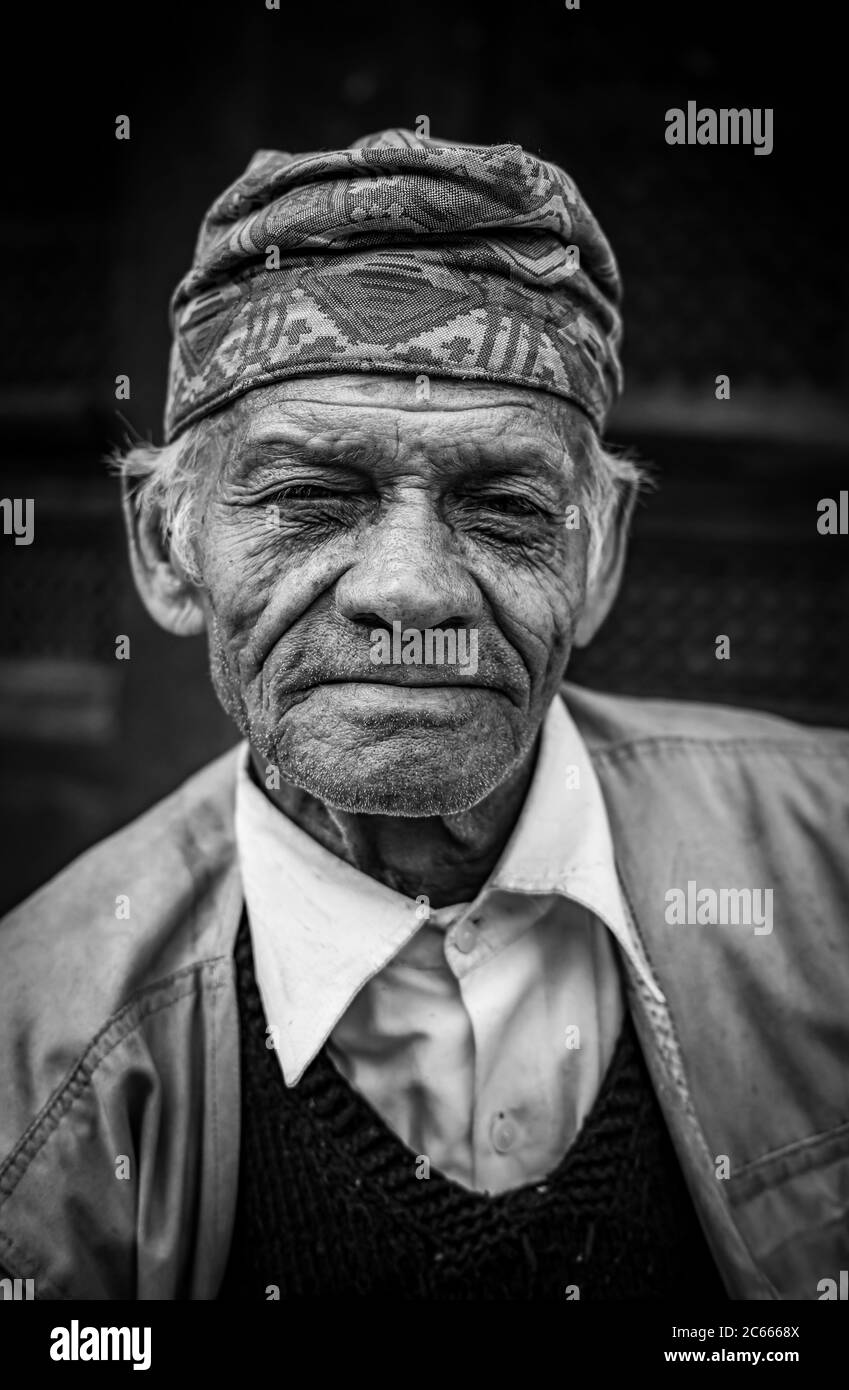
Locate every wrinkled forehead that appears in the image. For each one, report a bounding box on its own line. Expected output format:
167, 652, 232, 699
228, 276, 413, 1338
222, 374, 592, 476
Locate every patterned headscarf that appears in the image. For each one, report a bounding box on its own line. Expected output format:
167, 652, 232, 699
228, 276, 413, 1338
165, 128, 623, 442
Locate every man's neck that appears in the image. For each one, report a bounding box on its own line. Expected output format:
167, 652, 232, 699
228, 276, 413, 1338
247, 742, 539, 909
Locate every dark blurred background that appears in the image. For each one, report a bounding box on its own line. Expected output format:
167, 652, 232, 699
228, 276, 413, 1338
1, 1, 846, 912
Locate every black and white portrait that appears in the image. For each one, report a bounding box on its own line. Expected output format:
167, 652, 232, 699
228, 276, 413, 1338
0, 0, 846, 1336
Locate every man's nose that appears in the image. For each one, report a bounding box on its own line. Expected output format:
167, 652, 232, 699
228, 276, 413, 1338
335, 500, 482, 632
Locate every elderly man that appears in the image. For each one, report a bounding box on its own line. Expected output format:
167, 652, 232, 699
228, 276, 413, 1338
0, 129, 847, 1303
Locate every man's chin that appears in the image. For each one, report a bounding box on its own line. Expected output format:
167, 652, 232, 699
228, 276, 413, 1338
281, 750, 511, 816
309, 779, 491, 817
273, 733, 517, 817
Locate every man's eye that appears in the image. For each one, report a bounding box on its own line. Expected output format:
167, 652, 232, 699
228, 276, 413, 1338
475, 494, 541, 516
274, 484, 338, 501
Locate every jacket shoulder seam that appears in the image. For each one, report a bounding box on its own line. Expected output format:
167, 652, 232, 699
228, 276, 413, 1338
589, 734, 849, 762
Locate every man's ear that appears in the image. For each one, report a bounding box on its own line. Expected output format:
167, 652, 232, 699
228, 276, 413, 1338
121, 476, 206, 636
573, 479, 637, 648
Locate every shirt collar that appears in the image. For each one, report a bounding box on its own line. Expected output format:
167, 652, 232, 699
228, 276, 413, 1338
235, 693, 660, 1084
235, 763, 425, 1084
489, 694, 658, 995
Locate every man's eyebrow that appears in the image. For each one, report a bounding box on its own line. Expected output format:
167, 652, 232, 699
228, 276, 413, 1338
232, 431, 376, 470
499, 444, 573, 473
459, 439, 578, 480
232, 428, 577, 478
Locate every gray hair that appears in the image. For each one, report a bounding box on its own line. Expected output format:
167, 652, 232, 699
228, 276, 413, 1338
581, 433, 648, 588
113, 416, 647, 591
113, 416, 225, 586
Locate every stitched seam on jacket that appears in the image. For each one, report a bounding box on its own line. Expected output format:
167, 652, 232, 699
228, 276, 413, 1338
615, 869, 778, 1299
0, 958, 230, 1206
208, 957, 223, 1286
732, 1118, 849, 1182
176, 772, 241, 1297
591, 737, 849, 763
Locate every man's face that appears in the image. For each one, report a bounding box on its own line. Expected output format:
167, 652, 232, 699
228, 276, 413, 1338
192, 373, 593, 816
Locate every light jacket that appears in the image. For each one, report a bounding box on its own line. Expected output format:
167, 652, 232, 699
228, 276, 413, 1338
1, 684, 847, 1300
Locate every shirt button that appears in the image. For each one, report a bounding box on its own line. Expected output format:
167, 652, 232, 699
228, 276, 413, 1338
491, 1114, 519, 1153
453, 919, 478, 953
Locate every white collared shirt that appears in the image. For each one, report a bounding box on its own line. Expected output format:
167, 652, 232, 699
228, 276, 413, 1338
235, 694, 657, 1194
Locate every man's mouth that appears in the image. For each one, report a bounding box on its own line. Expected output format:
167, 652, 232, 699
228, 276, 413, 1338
318, 674, 490, 689
308, 680, 497, 717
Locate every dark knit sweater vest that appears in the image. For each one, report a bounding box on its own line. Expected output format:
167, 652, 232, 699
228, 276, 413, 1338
218, 911, 726, 1300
